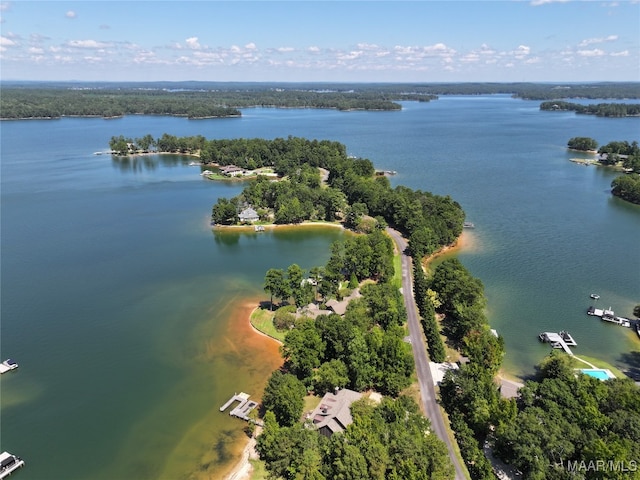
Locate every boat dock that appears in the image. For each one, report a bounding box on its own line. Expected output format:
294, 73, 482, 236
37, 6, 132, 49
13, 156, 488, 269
538, 331, 576, 355
220, 392, 262, 425
0, 359, 18, 375
0, 451, 24, 479
587, 306, 632, 328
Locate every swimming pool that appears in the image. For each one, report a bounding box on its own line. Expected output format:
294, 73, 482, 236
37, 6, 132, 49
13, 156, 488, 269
580, 369, 615, 380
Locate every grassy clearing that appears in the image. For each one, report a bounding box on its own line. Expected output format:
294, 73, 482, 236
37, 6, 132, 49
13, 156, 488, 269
250, 307, 286, 343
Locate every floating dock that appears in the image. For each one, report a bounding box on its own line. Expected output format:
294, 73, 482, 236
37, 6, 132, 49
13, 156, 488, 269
0, 451, 24, 479
539, 331, 576, 355
587, 306, 632, 328
220, 392, 262, 426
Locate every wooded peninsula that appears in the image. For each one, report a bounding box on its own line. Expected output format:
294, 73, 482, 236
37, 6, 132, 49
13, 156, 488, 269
135, 133, 638, 479
3, 81, 639, 119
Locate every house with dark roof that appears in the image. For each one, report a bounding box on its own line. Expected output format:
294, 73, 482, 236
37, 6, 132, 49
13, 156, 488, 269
309, 388, 362, 437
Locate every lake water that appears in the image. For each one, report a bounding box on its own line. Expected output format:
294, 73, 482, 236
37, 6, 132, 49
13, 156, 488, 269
1, 95, 639, 479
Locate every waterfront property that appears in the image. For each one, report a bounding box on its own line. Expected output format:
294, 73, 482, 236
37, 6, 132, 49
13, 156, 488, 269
239, 207, 259, 223
308, 388, 363, 438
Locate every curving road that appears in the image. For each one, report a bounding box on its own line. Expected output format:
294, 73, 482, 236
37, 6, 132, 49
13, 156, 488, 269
387, 228, 467, 480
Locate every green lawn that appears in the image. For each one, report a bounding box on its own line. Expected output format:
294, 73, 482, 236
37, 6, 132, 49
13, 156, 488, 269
250, 307, 287, 343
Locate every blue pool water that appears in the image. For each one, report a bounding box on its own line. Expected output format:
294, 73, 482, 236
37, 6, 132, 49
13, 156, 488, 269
580, 369, 613, 380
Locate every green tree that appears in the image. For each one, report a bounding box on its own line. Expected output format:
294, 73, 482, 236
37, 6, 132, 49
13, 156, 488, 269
262, 370, 307, 427
211, 198, 238, 225
567, 136, 598, 151
281, 321, 326, 379
313, 359, 349, 395
611, 174, 640, 204
287, 264, 307, 308
264, 268, 289, 310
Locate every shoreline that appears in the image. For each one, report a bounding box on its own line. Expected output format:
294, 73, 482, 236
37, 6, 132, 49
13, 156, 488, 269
213, 221, 345, 232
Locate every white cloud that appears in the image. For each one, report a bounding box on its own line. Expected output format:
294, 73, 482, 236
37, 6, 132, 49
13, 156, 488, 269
0, 35, 16, 46
530, 0, 570, 5
307, 46, 320, 53
277, 47, 294, 53
65, 10, 76, 19
579, 35, 618, 47
610, 50, 629, 57
28, 46, 43, 54
577, 48, 605, 57
1, 2, 11, 11
185, 37, 201, 49
67, 39, 111, 49
245, 42, 257, 50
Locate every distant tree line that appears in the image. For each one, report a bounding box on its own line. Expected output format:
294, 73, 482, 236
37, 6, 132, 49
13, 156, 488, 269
1, 88, 241, 119
541, 101, 640, 117
3, 81, 639, 119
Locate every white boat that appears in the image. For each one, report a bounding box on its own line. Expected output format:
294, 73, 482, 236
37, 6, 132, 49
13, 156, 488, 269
590, 293, 600, 300
0, 451, 24, 479
0, 359, 18, 374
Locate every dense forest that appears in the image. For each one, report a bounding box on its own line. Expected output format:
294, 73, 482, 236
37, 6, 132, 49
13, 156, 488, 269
541, 101, 640, 117
2, 81, 638, 119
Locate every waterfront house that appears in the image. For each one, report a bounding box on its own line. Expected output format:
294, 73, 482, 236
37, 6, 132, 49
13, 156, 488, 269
309, 388, 362, 437
239, 207, 259, 223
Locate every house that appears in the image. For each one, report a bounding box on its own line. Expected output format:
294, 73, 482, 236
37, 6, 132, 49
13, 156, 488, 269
238, 207, 259, 223
309, 388, 363, 437
219, 165, 246, 176
326, 289, 362, 316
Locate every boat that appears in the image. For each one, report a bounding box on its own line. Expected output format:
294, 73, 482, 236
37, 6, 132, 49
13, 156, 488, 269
590, 293, 600, 300
636, 322, 640, 339
0, 451, 24, 479
0, 359, 18, 374
254, 225, 265, 232
463, 222, 475, 229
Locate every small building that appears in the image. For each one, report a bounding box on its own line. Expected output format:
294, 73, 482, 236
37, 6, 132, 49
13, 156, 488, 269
238, 207, 259, 223
309, 388, 362, 437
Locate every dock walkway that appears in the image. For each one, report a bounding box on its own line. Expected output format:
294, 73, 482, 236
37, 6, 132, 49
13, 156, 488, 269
539, 331, 576, 355
220, 392, 263, 426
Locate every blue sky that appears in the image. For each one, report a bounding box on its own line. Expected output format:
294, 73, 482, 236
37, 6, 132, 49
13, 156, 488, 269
1, 1, 638, 82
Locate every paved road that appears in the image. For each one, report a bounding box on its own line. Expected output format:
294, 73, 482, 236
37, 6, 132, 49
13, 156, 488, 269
387, 228, 467, 480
